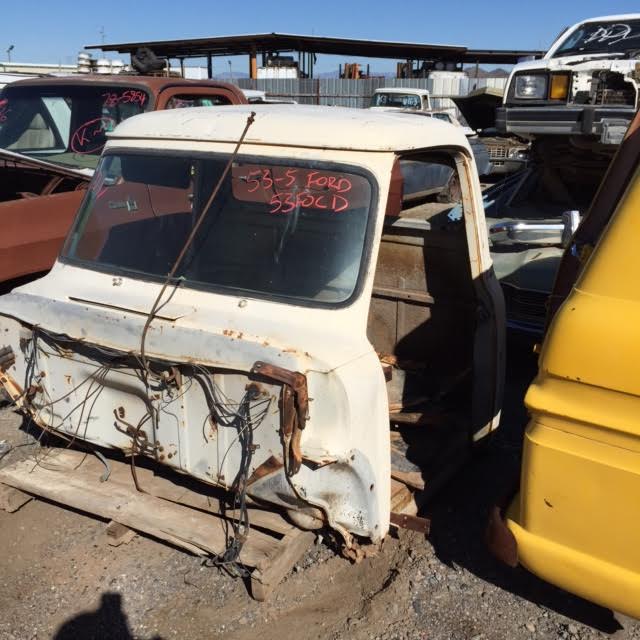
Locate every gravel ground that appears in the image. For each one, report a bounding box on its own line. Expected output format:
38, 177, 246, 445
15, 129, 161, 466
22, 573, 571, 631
0, 335, 638, 640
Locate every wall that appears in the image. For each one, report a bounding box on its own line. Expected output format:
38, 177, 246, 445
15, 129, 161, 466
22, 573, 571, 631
236, 76, 507, 111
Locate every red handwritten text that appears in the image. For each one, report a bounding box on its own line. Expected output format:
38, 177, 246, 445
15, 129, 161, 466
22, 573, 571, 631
0, 98, 9, 123
102, 90, 147, 108
233, 165, 356, 214
70, 116, 116, 154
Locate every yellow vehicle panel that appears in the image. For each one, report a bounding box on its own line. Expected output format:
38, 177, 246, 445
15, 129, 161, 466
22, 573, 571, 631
500, 156, 640, 617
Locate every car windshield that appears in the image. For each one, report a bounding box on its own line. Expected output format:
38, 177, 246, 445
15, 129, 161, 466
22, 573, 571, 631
63, 152, 374, 305
0, 84, 150, 170
553, 19, 640, 57
370, 92, 422, 109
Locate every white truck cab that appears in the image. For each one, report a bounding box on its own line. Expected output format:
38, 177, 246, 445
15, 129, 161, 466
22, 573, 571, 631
0, 105, 504, 552
369, 87, 432, 112
498, 14, 640, 144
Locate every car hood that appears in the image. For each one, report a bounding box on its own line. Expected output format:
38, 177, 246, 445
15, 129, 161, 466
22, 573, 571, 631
492, 245, 562, 294
453, 87, 503, 132
0, 147, 92, 179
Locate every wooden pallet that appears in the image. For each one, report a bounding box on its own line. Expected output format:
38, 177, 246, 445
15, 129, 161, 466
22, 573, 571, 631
0, 448, 314, 601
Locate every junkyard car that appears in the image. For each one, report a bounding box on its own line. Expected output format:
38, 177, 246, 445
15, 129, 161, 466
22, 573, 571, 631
454, 87, 530, 175
0, 105, 504, 550
488, 110, 640, 618
498, 13, 640, 145
369, 87, 432, 112
0, 75, 246, 289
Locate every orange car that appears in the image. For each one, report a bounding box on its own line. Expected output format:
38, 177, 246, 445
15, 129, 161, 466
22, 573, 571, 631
0, 75, 246, 290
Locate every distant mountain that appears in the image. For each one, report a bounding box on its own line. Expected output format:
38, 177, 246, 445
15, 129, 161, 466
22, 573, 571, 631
214, 71, 249, 80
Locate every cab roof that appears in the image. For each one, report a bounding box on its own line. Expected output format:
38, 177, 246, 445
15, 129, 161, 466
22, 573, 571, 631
3, 74, 243, 97
374, 87, 430, 95
108, 104, 470, 153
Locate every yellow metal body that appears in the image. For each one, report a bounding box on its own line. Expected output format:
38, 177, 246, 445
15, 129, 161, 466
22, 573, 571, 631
506, 164, 640, 618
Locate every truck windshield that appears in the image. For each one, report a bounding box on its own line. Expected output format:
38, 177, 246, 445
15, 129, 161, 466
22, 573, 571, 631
63, 152, 374, 305
553, 19, 640, 57
370, 93, 422, 109
0, 84, 150, 170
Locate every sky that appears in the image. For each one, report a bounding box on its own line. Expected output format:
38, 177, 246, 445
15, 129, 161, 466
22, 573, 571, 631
2, 0, 640, 73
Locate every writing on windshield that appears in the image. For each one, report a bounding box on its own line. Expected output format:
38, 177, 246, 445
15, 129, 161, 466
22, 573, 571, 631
555, 20, 640, 56
232, 164, 368, 214
0, 98, 9, 123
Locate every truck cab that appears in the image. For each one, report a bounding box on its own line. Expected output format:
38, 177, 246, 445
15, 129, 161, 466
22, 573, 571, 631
0, 75, 246, 288
369, 88, 432, 112
0, 105, 504, 551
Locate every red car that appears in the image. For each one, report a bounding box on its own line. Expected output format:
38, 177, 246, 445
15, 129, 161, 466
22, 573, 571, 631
0, 75, 246, 290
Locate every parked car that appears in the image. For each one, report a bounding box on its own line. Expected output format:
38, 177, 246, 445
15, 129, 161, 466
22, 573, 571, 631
488, 108, 640, 619
0, 105, 504, 553
497, 13, 640, 145
454, 87, 530, 175
0, 75, 247, 289
369, 87, 432, 111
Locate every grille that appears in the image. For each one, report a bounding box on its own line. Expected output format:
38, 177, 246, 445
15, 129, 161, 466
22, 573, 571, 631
486, 145, 508, 160
502, 284, 548, 327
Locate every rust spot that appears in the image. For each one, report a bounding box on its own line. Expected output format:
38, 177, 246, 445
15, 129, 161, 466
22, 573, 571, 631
246, 455, 284, 486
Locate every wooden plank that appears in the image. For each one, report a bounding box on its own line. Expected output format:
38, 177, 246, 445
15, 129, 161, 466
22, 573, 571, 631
41, 448, 295, 536
251, 529, 316, 601
0, 483, 32, 513
0, 456, 279, 567
106, 520, 137, 546
390, 469, 425, 491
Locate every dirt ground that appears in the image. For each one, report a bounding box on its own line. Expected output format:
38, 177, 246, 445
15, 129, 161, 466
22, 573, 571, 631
1, 335, 639, 640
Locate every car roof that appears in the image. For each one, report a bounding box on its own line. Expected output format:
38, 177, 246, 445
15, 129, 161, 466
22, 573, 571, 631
374, 87, 430, 95
108, 104, 471, 153
3, 74, 242, 96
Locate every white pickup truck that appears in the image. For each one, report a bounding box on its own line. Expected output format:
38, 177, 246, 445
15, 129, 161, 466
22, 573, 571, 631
498, 13, 640, 145
369, 87, 432, 111
0, 105, 504, 557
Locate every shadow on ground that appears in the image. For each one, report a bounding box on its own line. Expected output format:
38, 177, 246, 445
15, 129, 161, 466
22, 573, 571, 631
53, 593, 163, 640
424, 332, 623, 634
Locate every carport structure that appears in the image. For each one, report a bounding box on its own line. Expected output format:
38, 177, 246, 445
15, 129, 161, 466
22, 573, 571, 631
86, 32, 544, 79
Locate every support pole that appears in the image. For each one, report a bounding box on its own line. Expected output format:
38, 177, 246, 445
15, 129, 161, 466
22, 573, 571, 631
207, 54, 213, 79
249, 48, 257, 80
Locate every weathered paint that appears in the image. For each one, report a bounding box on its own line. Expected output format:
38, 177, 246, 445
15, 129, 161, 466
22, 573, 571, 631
0, 106, 502, 544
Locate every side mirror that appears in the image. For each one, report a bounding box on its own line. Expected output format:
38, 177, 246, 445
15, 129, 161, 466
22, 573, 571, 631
561, 210, 581, 248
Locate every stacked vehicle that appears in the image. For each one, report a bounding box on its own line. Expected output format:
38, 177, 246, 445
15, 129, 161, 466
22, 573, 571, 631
489, 14, 640, 332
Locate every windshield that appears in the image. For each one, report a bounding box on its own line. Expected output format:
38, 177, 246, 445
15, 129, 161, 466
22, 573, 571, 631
553, 19, 640, 57
370, 92, 422, 109
0, 85, 150, 169
63, 152, 374, 305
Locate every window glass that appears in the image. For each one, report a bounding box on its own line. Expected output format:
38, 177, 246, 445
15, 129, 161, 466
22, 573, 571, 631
554, 19, 640, 56
166, 94, 231, 109
370, 93, 422, 109
0, 85, 150, 169
64, 153, 374, 305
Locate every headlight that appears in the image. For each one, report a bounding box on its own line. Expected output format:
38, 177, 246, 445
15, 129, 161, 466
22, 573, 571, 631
514, 75, 548, 99
508, 147, 528, 159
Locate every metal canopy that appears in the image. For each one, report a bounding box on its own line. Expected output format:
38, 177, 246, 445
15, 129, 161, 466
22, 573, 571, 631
85, 32, 543, 65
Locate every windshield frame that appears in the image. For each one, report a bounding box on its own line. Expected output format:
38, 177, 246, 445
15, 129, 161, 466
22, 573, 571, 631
0, 81, 155, 168
550, 18, 640, 58
60, 147, 380, 310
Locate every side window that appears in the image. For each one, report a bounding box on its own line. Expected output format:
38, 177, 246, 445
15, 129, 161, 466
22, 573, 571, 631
165, 94, 231, 109
7, 97, 68, 151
